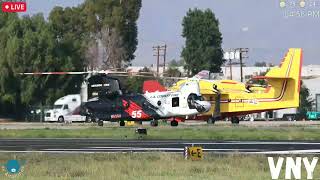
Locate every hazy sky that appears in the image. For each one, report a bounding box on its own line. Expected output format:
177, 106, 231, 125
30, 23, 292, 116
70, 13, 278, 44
24, 0, 320, 66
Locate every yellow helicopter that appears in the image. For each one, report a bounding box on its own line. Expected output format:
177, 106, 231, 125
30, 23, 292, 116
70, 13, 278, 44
169, 48, 302, 124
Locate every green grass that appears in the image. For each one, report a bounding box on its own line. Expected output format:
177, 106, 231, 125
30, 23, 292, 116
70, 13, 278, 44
1, 125, 320, 140
1, 153, 319, 180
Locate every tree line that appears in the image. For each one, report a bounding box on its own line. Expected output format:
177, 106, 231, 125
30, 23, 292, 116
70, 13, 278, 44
0, 0, 142, 117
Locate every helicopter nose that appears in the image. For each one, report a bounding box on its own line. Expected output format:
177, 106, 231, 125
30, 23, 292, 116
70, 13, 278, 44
202, 101, 211, 112
195, 101, 211, 113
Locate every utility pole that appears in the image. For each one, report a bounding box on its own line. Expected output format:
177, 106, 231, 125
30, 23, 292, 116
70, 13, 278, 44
224, 48, 249, 82
224, 50, 235, 80
163, 44, 167, 73
153, 44, 167, 77
229, 59, 233, 80
153, 45, 160, 77
237, 48, 249, 82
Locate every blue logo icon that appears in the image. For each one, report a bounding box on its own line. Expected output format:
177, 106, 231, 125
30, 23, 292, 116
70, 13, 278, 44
1, 159, 25, 177
5, 160, 21, 174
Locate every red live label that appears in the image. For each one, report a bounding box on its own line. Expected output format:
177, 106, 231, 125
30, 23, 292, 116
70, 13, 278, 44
2, 2, 27, 12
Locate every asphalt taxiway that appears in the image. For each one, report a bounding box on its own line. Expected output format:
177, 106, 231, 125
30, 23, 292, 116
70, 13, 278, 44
1, 139, 320, 154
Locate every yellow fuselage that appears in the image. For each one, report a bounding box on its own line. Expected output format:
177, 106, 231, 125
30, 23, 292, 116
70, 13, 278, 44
170, 48, 302, 118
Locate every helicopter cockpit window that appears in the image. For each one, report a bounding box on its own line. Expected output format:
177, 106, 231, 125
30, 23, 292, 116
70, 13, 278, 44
197, 96, 204, 101
187, 94, 203, 109
172, 97, 179, 107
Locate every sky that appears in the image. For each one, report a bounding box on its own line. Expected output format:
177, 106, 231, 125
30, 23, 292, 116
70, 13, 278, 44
23, 0, 320, 66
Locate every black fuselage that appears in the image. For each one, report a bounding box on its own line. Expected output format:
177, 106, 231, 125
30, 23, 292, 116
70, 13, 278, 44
83, 94, 160, 121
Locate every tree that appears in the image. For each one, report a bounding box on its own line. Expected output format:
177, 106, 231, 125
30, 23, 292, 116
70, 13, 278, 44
85, 39, 100, 70
181, 8, 224, 76
0, 11, 86, 116
82, 0, 142, 68
101, 28, 127, 69
169, 59, 184, 67
125, 77, 145, 94
169, 59, 179, 67
0, 1, 143, 118
165, 68, 182, 77
254, 61, 267, 67
298, 81, 313, 115
139, 66, 151, 73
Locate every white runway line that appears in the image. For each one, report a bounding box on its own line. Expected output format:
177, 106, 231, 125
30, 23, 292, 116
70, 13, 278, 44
252, 149, 320, 154
0, 150, 184, 154
43, 147, 184, 151
2, 149, 320, 154
85, 147, 136, 149
42, 148, 259, 151
183, 142, 320, 145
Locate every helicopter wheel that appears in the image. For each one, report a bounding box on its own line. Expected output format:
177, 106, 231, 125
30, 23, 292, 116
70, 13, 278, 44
119, 121, 125, 127
231, 117, 240, 124
207, 117, 216, 124
58, 116, 64, 123
85, 116, 92, 123
98, 120, 104, 127
170, 120, 178, 127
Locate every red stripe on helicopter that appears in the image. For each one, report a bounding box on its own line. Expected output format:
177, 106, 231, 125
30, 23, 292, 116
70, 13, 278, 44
122, 100, 150, 119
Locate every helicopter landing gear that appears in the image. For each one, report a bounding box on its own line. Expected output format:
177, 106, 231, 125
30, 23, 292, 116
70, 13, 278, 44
207, 117, 216, 124
119, 121, 125, 127
170, 120, 178, 127
150, 120, 158, 127
231, 117, 240, 124
98, 120, 104, 126
85, 116, 92, 123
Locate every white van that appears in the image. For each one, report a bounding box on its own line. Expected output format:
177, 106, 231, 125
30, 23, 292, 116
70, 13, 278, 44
44, 94, 86, 122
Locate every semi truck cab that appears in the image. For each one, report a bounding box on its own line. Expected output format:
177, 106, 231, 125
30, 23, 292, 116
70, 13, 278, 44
45, 94, 85, 122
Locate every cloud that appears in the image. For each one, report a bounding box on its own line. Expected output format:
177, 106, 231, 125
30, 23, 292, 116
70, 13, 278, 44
241, 26, 249, 32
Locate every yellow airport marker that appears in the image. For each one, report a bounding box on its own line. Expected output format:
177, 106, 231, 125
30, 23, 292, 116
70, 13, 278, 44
185, 147, 203, 160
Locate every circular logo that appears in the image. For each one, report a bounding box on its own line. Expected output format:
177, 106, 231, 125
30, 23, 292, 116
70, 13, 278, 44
280, 1, 286, 8
5, 160, 21, 175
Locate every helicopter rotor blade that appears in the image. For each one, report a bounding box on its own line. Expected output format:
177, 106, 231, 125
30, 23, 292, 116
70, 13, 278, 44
19, 72, 90, 75
19, 71, 156, 77
19, 70, 126, 75
19, 70, 190, 80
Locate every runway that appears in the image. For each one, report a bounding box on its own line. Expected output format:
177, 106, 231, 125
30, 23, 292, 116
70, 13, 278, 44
1, 139, 320, 154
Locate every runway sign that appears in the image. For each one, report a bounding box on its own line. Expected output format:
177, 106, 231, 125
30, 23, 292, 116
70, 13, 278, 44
185, 147, 203, 160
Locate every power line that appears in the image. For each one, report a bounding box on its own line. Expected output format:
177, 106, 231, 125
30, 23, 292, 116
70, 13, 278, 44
224, 48, 249, 82
152, 44, 167, 77
237, 48, 249, 82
